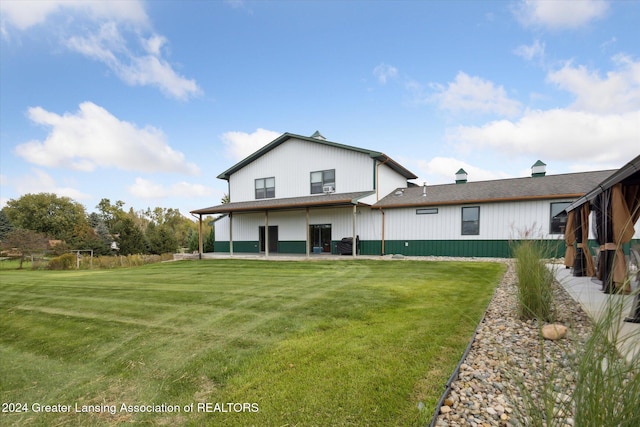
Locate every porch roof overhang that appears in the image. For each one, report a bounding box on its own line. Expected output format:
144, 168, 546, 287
565, 154, 640, 212
190, 191, 375, 215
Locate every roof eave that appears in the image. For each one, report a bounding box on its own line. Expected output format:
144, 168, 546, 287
373, 193, 587, 209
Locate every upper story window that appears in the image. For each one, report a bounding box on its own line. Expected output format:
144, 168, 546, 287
255, 177, 275, 199
461, 206, 480, 235
311, 169, 335, 194
550, 202, 571, 234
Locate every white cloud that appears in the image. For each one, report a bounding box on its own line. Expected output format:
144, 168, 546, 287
373, 63, 398, 84
430, 72, 522, 117
515, 0, 609, 30
417, 157, 509, 184
14, 168, 91, 200
67, 23, 201, 100
221, 128, 282, 161
547, 55, 640, 114
1, 0, 200, 100
514, 39, 545, 62
0, 0, 147, 30
128, 178, 213, 199
448, 109, 639, 165
15, 102, 200, 175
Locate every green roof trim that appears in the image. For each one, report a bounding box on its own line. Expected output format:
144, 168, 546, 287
532, 160, 547, 167
456, 168, 467, 174
216, 132, 417, 180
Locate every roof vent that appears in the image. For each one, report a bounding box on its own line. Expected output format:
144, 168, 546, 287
394, 189, 405, 196
455, 168, 468, 184
310, 130, 326, 140
422, 182, 427, 197
531, 160, 547, 177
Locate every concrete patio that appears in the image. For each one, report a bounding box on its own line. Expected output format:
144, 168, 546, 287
552, 264, 640, 363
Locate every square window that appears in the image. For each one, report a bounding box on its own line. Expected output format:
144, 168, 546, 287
255, 177, 275, 199
311, 169, 336, 194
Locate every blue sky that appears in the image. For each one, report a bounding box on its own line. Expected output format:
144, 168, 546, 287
1, 0, 638, 217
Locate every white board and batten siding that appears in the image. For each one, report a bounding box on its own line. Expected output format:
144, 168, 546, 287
229, 138, 376, 203
380, 199, 580, 241
216, 208, 381, 242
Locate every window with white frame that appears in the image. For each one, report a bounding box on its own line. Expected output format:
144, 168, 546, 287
255, 177, 275, 199
310, 169, 335, 194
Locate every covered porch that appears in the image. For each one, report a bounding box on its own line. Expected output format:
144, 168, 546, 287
190, 191, 375, 258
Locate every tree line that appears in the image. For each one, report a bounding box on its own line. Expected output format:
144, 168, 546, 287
0, 193, 216, 261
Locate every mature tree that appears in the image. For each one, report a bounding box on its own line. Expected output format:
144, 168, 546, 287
1, 229, 48, 269
69, 223, 111, 255
146, 222, 179, 255
4, 193, 88, 241
96, 198, 126, 233
204, 226, 215, 252
0, 209, 14, 240
112, 216, 146, 255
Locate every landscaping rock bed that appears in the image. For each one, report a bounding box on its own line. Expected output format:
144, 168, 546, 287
433, 260, 592, 427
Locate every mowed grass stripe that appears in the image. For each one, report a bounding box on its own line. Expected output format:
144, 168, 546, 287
0, 259, 504, 426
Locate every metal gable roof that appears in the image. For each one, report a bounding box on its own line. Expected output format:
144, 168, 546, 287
373, 169, 616, 209
215, 132, 417, 180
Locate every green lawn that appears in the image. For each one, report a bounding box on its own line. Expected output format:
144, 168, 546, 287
0, 259, 505, 426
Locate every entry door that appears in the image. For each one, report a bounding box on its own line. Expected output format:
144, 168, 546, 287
310, 224, 332, 253
259, 226, 278, 253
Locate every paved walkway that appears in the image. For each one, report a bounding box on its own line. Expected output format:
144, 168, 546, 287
552, 265, 640, 363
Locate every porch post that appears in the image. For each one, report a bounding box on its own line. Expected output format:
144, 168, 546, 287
306, 207, 310, 258
381, 209, 385, 256
265, 210, 269, 258
198, 214, 203, 259
352, 205, 357, 258
229, 212, 234, 256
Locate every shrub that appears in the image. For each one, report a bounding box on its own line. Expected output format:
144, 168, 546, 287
513, 240, 555, 322
48, 253, 76, 270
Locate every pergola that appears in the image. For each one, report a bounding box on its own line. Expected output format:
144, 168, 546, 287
564, 154, 640, 298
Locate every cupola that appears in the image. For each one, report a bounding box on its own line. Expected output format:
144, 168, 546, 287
531, 160, 547, 177
455, 168, 468, 184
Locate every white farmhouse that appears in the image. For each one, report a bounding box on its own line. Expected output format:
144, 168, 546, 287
191, 132, 640, 258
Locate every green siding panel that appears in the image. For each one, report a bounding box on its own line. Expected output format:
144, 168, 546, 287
278, 241, 306, 254
213, 241, 259, 253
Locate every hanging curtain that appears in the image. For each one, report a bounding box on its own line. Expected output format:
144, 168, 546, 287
580, 202, 596, 277
593, 189, 615, 293
611, 183, 640, 292
564, 209, 576, 269
572, 206, 587, 276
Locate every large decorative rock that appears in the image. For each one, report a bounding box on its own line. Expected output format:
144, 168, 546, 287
542, 324, 568, 340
